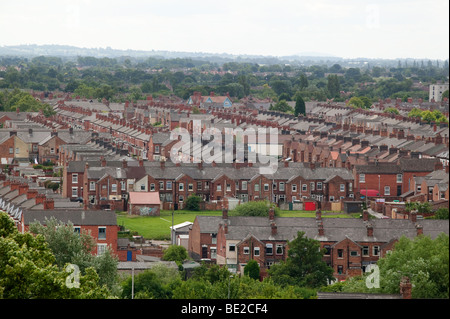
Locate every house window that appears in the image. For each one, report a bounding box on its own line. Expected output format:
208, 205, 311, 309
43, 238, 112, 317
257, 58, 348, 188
166, 181, 172, 190
140, 184, 146, 191
150, 183, 155, 191
188, 183, 194, 191
9, 147, 13, 154
97, 244, 107, 256
71, 187, 78, 198
329, 196, 334, 202
205, 181, 209, 190
264, 184, 269, 191
279, 182, 285, 191
242, 181, 247, 190
254, 184, 260, 192
74, 227, 81, 234
210, 248, 217, 259
323, 245, 331, 256
217, 184, 222, 191
359, 174, 365, 183
72, 174, 78, 184
363, 246, 369, 256
384, 186, 390, 195
266, 244, 273, 255
350, 251, 359, 257
243, 247, 250, 254
302, 184, 307, 192
111, 184, 117, 192
317, 182, 323, 190
179, 195, 184, 202
211, 233, 217, 244
159, 181, 164, 190
98, 227, 106, 240
310, 182, 315, 191
121, 181, 126, 191
349, 182, 353, 192
337, 249, 344, 258
276, 244, 283, 255
292, 184, 297, 192
373, 246, 380, 256
229, 244, 236, 252
397, 174, 403, 183
16, 147, 19, 154
89, 181, 95, 191
197, 181, 202, 190
50, 147, 55, 154
340, 184, 345, 192
155, 145, 160, 154
179, 183, 184, 191
337, 265, 343, 274
227, 184, 231, 191
254, 247, 260, 256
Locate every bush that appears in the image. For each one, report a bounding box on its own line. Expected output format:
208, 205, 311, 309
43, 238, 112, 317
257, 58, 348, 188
231, 200, 280, 217
244, 260, 260, 280
185, 194, 202, 211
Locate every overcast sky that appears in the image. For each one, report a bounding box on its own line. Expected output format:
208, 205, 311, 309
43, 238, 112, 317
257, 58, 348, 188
1, 0, 448, 60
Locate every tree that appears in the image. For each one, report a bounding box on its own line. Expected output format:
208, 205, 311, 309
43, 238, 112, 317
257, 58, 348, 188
269, 100, 293, 113
231, 200, 280, 217
29, 217, 119, 292
347, 96, 365, 108
294, 95, 306, 116
162, 245, 188, 265
268, 231, 334, 288
120, 269, 172, 299
327, 74, 340, 98
434, 207, 449, 220
378, 234, 449, 299
244, 259, 260, 280
0, 213, 112, 299
185, 194, 202, 211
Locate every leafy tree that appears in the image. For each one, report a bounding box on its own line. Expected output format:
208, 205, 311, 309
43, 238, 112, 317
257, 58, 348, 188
269, 100, 293, 113
378, 234, 449, 299
434, 207, 449, 220
162, 245, 188, 265
327, 74, 340, 98
268, 231, 334, 288
0, 213, 111, 299
294, 95, 306, 116
299, 73, 309, 90
347, 96, 365, 108
29, 217, 119, 292
231, 200, 280, 217
244, 259, 260, 280
185, 194, 202, 211
120, 269, 172, 299
384, 107, 400, 115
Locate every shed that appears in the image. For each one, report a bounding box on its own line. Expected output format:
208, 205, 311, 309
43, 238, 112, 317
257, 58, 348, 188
128, 191, 161, 216
343, 201, 363, 214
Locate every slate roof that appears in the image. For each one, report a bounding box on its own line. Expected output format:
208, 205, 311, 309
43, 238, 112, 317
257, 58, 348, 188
23, 210, 117, 225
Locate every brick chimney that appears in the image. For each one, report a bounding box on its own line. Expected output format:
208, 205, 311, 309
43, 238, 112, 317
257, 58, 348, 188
35, 193, 46, 205
122, 159, 127, 169
18, 183, 29, 196
410, 210, 417, 223
366, 224, 374, 237
318, 223, 324, 236
269, 208, 275, 221
100, 156, 106, 167
400, 277, 412, 299
416, 224, 423, 236
44, 198, 54, 210
222, 207, 228, 220
316, 209, 322, 220
271, 222, 277, 236
363, 210, 369, 221
27, 189, 38, 200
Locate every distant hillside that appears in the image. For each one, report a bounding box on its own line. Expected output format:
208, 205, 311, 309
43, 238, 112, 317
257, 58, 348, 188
0, 44, 446, 68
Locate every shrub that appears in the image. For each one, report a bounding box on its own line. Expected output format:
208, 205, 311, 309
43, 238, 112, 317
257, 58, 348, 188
185, 194, 202, 211
231, 200, 280, 217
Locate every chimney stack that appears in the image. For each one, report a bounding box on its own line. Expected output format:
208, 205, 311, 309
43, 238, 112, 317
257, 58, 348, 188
44, 198, 54, 210
400, 277, 412, 299
363, 210, 369, 221
416, 224, 423, 236
269, 208, 275, 221
271, 222, 277, 236
316, 209, 322, 220
410, 210, 417, 223
222, 207, 228, 220
366, 224, 374, 237
318, 223, 324, 236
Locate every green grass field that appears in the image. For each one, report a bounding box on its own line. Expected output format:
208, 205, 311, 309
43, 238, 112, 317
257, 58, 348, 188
116, 210, 360, 240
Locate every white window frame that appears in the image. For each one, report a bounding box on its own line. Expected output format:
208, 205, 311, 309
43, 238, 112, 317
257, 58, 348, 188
276, 244, 283, 255
340, 184, 345, 192
292, 184, 297, 192
279, 182, 285, 191
166, 181, 172, 190
384, 186, 390, 195
254, 247, 260, 256
397, 174, 403, 183
242, 181, 247, 190
317, 182, 323, 190
98, 227, 106, 240
72, 174, 78, 184
71, 187, 78, 198
243, 247, 250, 255
97, 244, 107, 256
89, 181, 95, 191
359, 174, 365, 183
111, 184, 117, 193
266, 244, 273, 255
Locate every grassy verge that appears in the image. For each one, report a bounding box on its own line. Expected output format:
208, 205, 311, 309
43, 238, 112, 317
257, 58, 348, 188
116, 210, 360, 240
